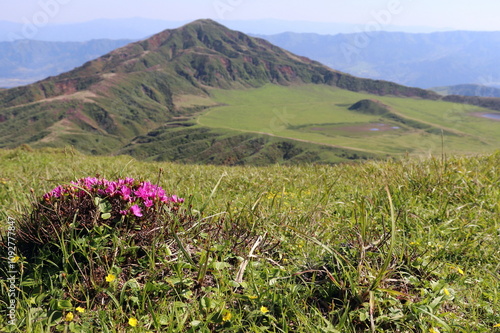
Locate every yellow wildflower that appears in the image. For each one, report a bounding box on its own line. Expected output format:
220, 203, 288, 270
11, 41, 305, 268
222, 311, 232, 322
11, 256, 20, 263
260, 306, 269, 314
494, 323, 500, 327
449, 265, 465, 275
129, 317, 138, 327
443, 288, 450, 296
105, 273, 116, 283
75, 306, 85, 313
65, 312, 74, 322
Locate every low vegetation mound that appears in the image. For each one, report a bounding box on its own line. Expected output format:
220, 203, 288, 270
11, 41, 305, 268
348, 99, 390, 115
18, 177, 184, 246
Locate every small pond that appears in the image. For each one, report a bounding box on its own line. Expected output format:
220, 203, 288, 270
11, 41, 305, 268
480, 113, 500, 121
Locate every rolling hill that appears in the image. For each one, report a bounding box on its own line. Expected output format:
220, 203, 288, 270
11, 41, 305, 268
0, 19, 499, 165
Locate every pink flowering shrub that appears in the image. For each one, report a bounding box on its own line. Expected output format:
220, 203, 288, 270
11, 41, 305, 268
13, 176, 277, 306
19, 177, 185, 246
43, 177, 183, 217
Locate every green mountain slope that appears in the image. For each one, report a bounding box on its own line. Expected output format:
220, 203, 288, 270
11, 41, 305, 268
0, 19, 499, 164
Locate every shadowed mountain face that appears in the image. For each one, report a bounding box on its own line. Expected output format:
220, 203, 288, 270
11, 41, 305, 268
0, 19, 441, 157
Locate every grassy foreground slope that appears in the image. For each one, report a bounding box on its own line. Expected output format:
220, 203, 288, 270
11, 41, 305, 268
0, 148, 499, 332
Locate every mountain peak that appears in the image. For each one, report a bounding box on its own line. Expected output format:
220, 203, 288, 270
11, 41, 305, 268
183, 18, 222, 27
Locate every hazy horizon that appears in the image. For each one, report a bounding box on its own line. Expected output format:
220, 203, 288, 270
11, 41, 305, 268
1, 0, 500, 34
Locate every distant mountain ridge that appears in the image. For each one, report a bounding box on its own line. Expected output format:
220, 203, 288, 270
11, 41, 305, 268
5, 29, 500, 92
0, 18, 186, 42
0, 18, 443, 42
0, 39, 133, 88
431, 84, 500, 98
259, 31, 500, 89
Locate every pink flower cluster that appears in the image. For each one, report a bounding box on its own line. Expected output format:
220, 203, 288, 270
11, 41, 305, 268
43, 177, 184, 218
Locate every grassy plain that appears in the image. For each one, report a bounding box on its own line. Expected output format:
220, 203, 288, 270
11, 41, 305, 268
0, 147, 499, 332
198, 84, 500, 155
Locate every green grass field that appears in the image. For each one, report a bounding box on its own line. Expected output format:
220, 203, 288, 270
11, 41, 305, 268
1, 147, 499, 332
198, 84, 500, 155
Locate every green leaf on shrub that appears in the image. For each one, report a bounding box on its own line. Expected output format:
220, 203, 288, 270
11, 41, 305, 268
228, 280, 240, 288
359, 310, 369, 322
94, 197, 112, 213
100, 201, 112, 213
20, 278, 38, 287
158, 314, 170, 326
57, 299, 73, 310
211, 261, 231, 271
200, 296, 213, 310
101, 213, 111, 220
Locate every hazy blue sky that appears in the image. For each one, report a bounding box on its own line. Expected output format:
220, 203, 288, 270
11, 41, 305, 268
2, 0, 500, 31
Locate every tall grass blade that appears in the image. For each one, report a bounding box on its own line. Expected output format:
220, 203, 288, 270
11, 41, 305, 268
365, 185, 397, 294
